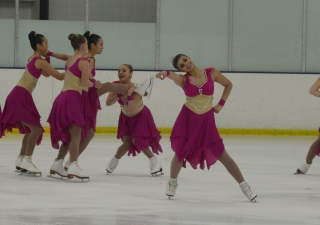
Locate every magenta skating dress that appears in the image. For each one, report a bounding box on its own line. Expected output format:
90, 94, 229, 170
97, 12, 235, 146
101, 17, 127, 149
170, 67, 225, 170
47, 57, 88, 149
0, 56, 45, 144
114, 81, 162, 156
81, 56, 101, 137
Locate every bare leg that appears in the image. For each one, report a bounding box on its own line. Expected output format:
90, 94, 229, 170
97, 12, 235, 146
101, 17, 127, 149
19, 133, 29, 155
130, 138, 154, 158
78, 129, 95, 157
21, 122, 43, 156
218, 150, 244, 184
114, 136, 130, 159
57, 143, 69, 160
68, 125, 82, 162
170, 154, 183, 179
97, 82, 129, 97
306, 135, 320, 164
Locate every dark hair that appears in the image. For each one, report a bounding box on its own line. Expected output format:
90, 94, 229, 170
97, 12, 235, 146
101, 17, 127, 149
28, 31, 45, 51
123, 64, 133, 72
172, 54, 188, 70
84, 31, 101, 50
68, 33, 86, 50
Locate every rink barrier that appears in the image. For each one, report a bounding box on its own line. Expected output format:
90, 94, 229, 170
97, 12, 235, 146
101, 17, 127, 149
3, 127, 319, 136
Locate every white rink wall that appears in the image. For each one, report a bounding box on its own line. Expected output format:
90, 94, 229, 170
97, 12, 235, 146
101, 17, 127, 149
0, 69, 319, 130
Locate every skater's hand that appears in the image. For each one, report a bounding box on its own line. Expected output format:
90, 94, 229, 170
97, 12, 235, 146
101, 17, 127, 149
213, 104, 222, 114
155, 71, 167, 80
95, 80, 102, 89
127, 84, 135, 96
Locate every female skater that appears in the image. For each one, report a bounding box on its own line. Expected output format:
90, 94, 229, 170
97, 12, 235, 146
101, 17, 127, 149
155, 54, 257, 201
51, 31, 154, 175
0, 31, 66, 175
295, 77, 320, 174
105, 64, 163, 176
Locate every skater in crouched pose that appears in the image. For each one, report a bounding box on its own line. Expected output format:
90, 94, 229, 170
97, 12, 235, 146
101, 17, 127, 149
155, 54, 257, 201
0, 31, 66, 175
295, 77, 320, 174
106, 64, 163, 176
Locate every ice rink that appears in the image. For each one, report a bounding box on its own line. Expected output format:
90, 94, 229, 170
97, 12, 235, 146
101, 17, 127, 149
0, 134, 319, 225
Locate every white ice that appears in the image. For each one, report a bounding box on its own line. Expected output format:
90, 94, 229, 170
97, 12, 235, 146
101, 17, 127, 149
0, 134, 319, 225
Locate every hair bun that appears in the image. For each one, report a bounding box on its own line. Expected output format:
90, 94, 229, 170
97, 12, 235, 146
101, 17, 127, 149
68, 33, 78, 41
28, 31, 37, 40
84, 31, 90, 39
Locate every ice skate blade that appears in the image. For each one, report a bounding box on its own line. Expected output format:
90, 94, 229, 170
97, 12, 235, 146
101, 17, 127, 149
106, 169, 112, 175
294, 169, 305, 175
47, 174, 68, 180
67, 174, 90, 182
18, 171, 42, 177
250, 195, 257, 202
166, 194, 174, 200
151, 172, 164, 177
49, 169, 67, 178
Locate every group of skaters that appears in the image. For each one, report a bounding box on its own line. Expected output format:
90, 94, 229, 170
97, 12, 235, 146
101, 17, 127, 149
1, 30, 320, 202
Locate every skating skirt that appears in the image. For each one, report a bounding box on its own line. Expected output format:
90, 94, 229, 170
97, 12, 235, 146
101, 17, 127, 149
88, 87, 101, 130
47, 90, 85, 149
0, 86, 43, 145
81, 90, 94, 138
170, 105, 225, 170
117, 106, 162, 156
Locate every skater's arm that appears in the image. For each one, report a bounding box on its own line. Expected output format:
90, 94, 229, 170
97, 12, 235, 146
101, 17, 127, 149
212, 69, 233, 113
37, 60, 64, 80
309, 77, 320, 97
155, 71, 185, 87
106, 92, 118, 106
127, 93, 140, 114
80, 60, 95, 87
46, 51, 70, 61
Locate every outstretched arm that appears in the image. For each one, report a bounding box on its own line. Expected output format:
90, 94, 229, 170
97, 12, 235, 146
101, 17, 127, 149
46, 51, 70, 61
106, 92, 119, 106
155, 70, 185, 87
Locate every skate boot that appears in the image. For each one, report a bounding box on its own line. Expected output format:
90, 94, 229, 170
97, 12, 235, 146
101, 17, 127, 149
149, 156, 163, 176
239, 181, 257, 202
106, 156, 119, 174
67, 161, 89, 181
134, 77, 154, 99
295, 162, 312, 174
48, 159, 68, 179
64, 159, 71, 171
166, 178, 178, 199
15, 155, 24, 171
20, 156, 42, 176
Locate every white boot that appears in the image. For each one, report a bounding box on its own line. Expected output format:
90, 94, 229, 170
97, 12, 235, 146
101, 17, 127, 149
15, 155, 24, 171
50, 159, 68, 177
106, 156, 119, 174
20, 156, 41, 174
64, 159, 71, 171
67, 161, 89, 179
149, 156, 163, 176
239, 181, 257, 202
166, 178, 178, 199
295, 162, 312, 174
134, 77, 154, 99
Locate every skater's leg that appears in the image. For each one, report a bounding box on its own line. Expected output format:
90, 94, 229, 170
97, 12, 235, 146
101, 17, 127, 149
170, 154, 183, 179
306, 135, 320, 164
19, 133, 29, 155
57, 143, 69, 159
21, 122, 43, 156
78, 128, 95, 157
218, 150, 245, 184
114, 136, 130, 159
97, 82, 129, 97
68, 125, 82, 162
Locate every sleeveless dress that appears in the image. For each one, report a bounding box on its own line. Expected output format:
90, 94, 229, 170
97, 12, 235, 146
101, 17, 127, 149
170, 67, 225, 170
114, 81, 162, 156
0, 56, 45, 145
47, 57, 88, 149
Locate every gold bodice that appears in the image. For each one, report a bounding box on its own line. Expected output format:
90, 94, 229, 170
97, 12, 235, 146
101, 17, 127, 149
120, 99, 144, 117
185, 94, 214, 114
62, 70, 83, 94
17, 69, 38, 94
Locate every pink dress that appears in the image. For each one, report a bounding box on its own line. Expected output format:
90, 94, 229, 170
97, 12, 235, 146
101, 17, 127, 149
170, 67, 225, 170
0, 56, 45, 145
47, 57, 88, 149
114, 81, 162, 156
81, 56, 101, 137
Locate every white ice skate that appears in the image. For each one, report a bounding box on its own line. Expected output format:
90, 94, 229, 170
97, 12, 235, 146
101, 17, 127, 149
295, 162, 312, 174
166, 178, 178, 199
19, 156, 42, 176
48, 159, 68, 179
239, 181, 257, 202
67, 161, 89, 181
106, 156, 119, 174
149, 156, 163, 176
134, 77, 154, 99
64, 159, 71, 171
15, 155, 24, 172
